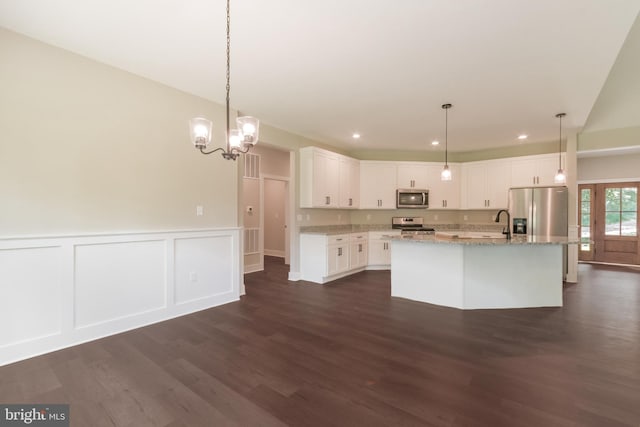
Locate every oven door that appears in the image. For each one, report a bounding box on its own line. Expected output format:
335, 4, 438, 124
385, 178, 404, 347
396, 190, 428, 208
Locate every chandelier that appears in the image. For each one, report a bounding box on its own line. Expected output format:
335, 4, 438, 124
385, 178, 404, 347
188, 0, 259, 160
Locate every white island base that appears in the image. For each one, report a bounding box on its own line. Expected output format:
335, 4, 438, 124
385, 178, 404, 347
390, 240, 563, 309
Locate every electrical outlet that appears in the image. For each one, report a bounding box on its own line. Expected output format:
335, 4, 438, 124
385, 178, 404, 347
434, 214, 439, 221
189, 272, 198, 282
306, 214, 310, 221
366, 214, 372, 220
464, 215, 468, 221
297, 214, 303, 222
196, 205, 204, 216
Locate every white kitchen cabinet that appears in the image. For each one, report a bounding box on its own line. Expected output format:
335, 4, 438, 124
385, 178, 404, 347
349, 233, 368, 269
462, 159, 510, 209
368, 230, 400, 268
397, 163, 429, 189
327, 236, 350, 276
300, 233, 351, 283
299, 147, 340, 208
339, 156, 360, 208
360, 162, 397, 209
426, 163, 461, 209
510, 153, 566, 187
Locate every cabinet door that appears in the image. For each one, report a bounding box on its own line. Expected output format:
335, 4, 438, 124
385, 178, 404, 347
350, 241, 368, 269
510, 157, 538, 187
300, 147, 340, 208
464, 163, 488, 209
360, 162, 397, 209
312, 151, 339, 207
486, 160, 510, 209
327, 244, 349, 276
536, 154, 564, 186
426, 164, 460, 209
368, 239, 391, 265
339, 157, 360, 208
397, 163, 429, 189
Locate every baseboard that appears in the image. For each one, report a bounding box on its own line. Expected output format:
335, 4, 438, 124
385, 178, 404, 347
244, 263, 264, 274
288, 271, 302, 281
264, 249, 285, 258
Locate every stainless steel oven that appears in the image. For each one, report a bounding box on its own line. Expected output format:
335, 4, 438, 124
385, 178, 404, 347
392, 217, 435, 236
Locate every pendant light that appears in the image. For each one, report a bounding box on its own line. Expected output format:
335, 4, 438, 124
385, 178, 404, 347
188, 0, 259, 160
441, 103, 453, 181
553, 113, 566, 184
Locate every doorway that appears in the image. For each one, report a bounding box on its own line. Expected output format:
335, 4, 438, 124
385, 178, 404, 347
579, 182, 639, 265
263, 176, 289, 264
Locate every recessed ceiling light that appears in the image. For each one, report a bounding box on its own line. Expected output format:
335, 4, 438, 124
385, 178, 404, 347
431, 140, 440, 146
518, 134, 528, 140
352, 133, 361, 139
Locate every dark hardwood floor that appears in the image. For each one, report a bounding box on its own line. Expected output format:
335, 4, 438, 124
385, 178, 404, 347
2, 258, 640, 426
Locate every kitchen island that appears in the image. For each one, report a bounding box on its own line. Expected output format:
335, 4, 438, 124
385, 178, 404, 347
388, 233, 579, 310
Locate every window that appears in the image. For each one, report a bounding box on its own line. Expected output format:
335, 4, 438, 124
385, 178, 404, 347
580, 188, 591, 250
605, 187, 637, 236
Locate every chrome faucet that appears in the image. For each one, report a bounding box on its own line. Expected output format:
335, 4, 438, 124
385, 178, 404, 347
495, 209, 511, 240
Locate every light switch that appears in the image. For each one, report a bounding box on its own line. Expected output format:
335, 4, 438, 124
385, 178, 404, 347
196, 205, 204, 216
189, 272, 198, 282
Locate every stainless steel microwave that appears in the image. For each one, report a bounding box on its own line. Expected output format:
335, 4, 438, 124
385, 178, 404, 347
396, 189, 429, 209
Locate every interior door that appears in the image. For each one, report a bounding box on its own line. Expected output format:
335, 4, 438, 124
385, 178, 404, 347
593, 182, 639, 265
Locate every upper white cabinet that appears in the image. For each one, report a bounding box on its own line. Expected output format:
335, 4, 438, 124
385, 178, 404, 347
511, 153, 566, 187
397, 163, 429, 189
339, 156, 360, 209
462, 159, 510, 209
360, 162, 398, 209
426, 164, 461, 209
300, 147, 357, 208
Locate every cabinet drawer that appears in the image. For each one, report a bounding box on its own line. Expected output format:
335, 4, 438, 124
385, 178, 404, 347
327, 234, 350, 245
350, 233, 368, 242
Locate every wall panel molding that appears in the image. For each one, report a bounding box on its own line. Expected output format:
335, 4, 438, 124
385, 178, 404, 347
0, 228, 240, 366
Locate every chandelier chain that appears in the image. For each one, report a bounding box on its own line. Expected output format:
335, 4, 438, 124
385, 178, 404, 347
226, 0, 231, 137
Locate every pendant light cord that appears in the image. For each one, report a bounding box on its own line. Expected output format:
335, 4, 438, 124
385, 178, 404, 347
556, 113, 565, 170
558, 114, 562, 169
442, 103, 452, 166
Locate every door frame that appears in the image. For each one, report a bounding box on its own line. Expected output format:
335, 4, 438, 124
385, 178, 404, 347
578, 184, 595, 261
578, 178, 640, 266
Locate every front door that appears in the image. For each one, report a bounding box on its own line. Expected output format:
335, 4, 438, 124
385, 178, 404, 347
591, 182, 639, 265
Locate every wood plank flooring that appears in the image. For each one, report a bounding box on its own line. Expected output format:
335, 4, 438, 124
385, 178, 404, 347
2, 258, 640, 426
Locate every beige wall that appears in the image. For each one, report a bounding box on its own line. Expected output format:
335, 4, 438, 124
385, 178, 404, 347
578, 153, 640, 182
251, 145, 290, 177
0, 28, 237, 236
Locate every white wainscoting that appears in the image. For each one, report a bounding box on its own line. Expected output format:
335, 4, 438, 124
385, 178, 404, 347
0, 228, 240, 366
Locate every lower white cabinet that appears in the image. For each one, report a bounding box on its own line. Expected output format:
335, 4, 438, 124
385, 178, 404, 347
300, 232, 369, 284
368, 230, 401, 269
349, 233, 368, 269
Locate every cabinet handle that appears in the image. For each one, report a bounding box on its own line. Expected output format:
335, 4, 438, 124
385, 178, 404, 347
336, 238, 343, 241
359, 244, 362, 252
349, 198, 352, 206
338, 247, 342, 256
487, 200, 490, 207
325, 196, 330, 205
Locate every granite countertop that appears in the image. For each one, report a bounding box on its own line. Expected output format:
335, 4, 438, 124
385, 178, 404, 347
299, 224, 505, 236
386, 233, 580, 246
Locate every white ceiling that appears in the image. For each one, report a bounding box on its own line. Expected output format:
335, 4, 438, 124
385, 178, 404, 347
0, 0, 639, 152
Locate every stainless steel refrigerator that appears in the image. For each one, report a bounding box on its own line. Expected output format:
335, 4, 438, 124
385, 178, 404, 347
508, 186, 568, 237
508, 186, 568, 277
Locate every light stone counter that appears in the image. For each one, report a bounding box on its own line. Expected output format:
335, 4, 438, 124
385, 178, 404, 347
387, 233, 580, 246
